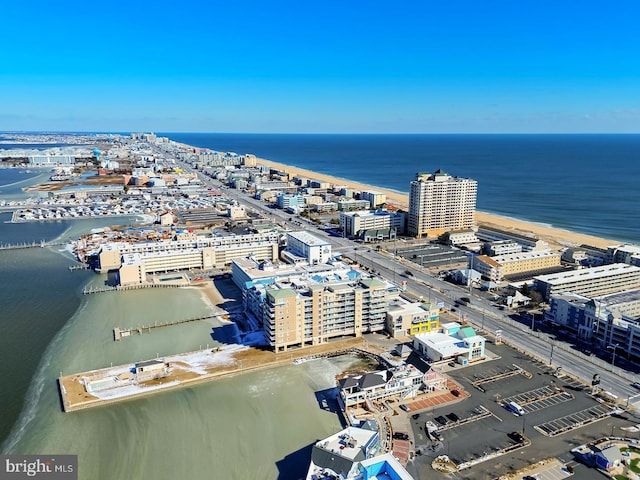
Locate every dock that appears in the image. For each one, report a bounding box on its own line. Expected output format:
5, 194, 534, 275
58, 337, 376, 413
82, 283, 183, 295
0, 240, 65, 250
69, 263, 90, 271
113, 313, 223, 340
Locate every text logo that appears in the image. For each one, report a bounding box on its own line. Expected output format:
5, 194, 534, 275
1, 455, 77, 480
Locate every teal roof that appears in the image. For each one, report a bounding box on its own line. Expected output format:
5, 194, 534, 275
267, 288, 296, 300
458, 326, 477, 338
360, 278, 385, 289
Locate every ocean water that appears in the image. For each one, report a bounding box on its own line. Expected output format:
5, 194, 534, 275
2, 134, 639, 479
164, 133, 640, 244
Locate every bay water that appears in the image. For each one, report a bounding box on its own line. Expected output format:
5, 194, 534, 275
2, 133, 639, 479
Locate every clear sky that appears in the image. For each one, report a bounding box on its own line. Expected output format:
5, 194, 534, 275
1, 1, 639, 133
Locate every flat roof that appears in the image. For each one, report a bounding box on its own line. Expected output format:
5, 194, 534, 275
287, 230, 331, 246
315, 426, 377, 462
535, 263, 640, 285
598, 288, 640, 305
267, 288, 296, 300
492, 250, 559, 264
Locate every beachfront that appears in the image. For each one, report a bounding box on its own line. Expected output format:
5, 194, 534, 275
255, 156, 619, 250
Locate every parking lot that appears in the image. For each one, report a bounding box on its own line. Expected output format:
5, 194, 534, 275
404, 340, 633, 479
535, 404, 613, 437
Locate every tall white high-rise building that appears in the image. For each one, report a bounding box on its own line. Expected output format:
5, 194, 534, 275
408, 169, 477, 238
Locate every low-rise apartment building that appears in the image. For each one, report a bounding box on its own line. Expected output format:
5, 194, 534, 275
476, 225, 548, 252
473, 250, 561, 282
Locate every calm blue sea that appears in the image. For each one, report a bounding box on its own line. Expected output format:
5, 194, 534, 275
0, 136, 638, 478
162, 133, 640, 244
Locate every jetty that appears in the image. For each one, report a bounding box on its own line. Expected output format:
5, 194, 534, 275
58, 337, 378, 412
113, 313, 223, 340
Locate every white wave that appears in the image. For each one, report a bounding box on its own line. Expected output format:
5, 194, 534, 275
1, 288, 90, 453
0, 175, 42, 189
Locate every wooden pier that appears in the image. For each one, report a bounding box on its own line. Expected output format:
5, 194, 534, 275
113, 313, 222, 340
69, 263, 90, 271
82, 283, 183, 295
0, 240, 65, 250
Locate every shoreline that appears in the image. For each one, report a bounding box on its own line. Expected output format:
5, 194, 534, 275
255, 157, 621, 250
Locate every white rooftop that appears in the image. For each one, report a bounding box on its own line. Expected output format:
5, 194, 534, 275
492, 249, 557, 264
316, 426, 377, 462
414, 332, 468, 358
535, 263, 640, 285
287, 230, 331, 246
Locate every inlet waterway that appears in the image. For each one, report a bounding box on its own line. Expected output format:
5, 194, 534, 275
0, 169, 361, 479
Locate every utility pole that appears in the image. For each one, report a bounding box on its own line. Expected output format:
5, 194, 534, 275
608, 344, 619, 367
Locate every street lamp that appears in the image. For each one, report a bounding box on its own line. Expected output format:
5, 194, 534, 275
607, 344, 619, 367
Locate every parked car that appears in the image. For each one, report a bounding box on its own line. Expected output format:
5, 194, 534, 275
435, 415, 449, 426
399, 404, 410, 412
632, 382, 640, 390
447, 413, 460, 422
508, 431, 524, 443
393, 432, 409, 440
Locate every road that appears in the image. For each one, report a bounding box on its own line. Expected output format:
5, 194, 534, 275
177, 157, 640, 405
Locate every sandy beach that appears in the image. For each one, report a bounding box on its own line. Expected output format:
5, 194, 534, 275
257, 157, 619, 250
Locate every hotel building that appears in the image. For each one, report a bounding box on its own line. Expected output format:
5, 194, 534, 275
247, 276, 391, 352
283, 231, 332, 265
472, 250, 561, 282
96, 232, 280, 284
340, 210, 406, 240
547, 289, 640, 361
28, 154, 76, 166
534, 263, 640, 300
407, 170, 477, 238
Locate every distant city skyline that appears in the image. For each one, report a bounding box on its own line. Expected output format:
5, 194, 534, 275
1, 1, 639, 133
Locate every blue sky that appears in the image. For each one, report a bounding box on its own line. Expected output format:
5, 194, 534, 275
1, 1, 639, 133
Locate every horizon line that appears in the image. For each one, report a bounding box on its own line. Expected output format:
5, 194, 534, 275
2, 130, 640, 136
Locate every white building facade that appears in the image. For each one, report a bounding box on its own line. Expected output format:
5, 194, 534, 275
408, 169, 477, 238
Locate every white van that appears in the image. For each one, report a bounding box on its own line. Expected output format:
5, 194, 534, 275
509, 401, 525, 416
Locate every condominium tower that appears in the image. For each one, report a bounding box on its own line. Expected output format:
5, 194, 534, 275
408, 169, 477, 238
